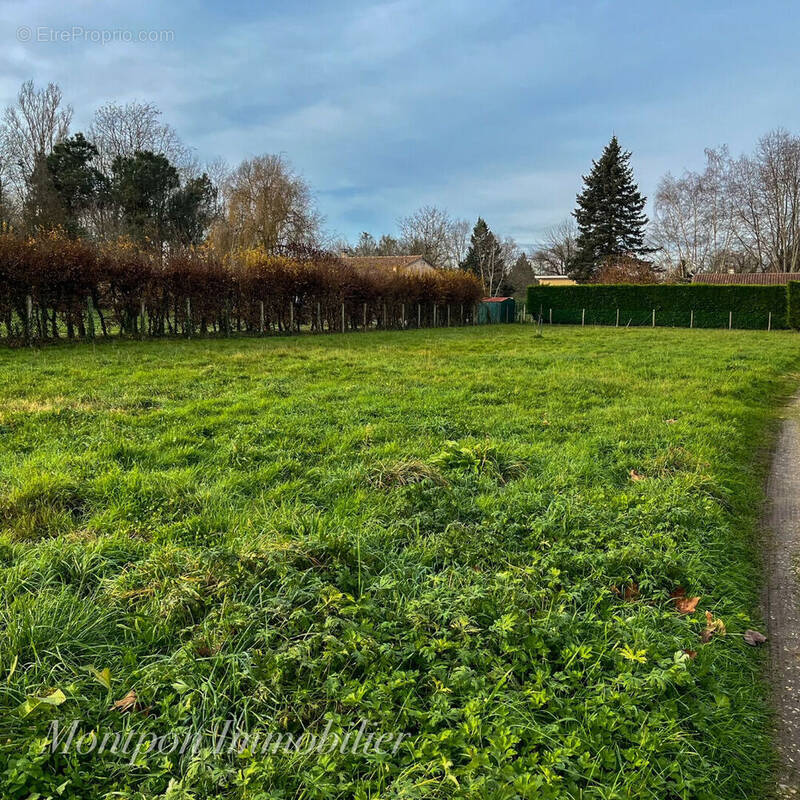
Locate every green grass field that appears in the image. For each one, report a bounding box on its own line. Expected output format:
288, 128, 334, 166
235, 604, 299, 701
1, 326, 798, 799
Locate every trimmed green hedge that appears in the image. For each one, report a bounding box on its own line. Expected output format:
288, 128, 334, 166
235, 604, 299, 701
789, 282, 800, 329
526, 284, 789, 329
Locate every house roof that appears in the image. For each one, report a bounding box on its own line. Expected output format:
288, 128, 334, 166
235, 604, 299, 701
691, 272, 800, 285
341, 255, 429, 272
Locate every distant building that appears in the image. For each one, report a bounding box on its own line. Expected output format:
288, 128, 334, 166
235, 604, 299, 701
534, 275, 577, 286
341, 255, 435, 275
478, 296, 516, 323
691, 272, 800, 285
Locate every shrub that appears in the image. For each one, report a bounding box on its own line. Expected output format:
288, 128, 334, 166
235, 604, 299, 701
0, 234, 484, 343
788, 281, 800, 330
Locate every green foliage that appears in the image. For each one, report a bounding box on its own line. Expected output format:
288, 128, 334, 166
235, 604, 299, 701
460, 217, 504, 279
45, 134, 108, 238
0, 327, 797, 798
111, 150, 180, 248
527, 283, 789, 329
23, 153, 65, 235
168, 173, 218, 246
572, 136, 649, 281
501, 253, 535, 298
788, 281, 800, 329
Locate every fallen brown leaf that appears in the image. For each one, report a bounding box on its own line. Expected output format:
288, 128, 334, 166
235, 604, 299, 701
666, 418, 678, 424
112, 689, 139, 713
670, 588, 700, 614
701, 610, 726, 643
629, 469, 645, 482
623, 582, 640, 602
675, 595, 701, 615
683, 649, 697, 659
743, 629, 767, 646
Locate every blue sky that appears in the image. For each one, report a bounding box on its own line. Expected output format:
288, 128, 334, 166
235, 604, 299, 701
1, 0, 798, 247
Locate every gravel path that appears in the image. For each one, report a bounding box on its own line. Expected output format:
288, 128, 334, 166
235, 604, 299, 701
765, 396, 800, 796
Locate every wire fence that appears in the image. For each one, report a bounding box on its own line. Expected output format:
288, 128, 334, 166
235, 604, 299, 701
2, 296, 483, 346
519, 306, 781, 330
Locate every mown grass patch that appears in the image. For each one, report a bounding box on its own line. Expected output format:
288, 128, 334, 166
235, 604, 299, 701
0, 326, 797, 799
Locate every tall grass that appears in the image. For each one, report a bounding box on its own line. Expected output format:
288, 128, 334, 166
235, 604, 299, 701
0, 326, 797, 799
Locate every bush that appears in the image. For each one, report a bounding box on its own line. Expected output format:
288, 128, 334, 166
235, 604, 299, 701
526, 283, 789, 329
788, 281, 800, 330
0, 234, 484, 343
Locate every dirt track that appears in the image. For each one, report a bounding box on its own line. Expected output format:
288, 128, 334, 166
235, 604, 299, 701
764, 396, 800, 795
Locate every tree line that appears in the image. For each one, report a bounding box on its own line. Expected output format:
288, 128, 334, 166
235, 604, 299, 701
530, 129, 800, 283
0, 81, 527, 297
3, 79, 797, 296
0, 82, 323, 260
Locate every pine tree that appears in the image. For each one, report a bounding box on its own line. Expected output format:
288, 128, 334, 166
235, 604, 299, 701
570, 136, 648, 281
460, 217, 505, 294
501, 252, 535, 296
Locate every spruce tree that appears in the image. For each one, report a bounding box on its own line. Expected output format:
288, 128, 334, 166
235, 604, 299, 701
501, 252, 535, 296
570, 136, 648, 281
460, 217, 505, 293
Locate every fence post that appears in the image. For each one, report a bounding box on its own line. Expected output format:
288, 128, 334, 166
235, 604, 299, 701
615, 308, 619, 328
523, 302, 527, 323
768, 311, 772, 331
140, 298, 146, 340
341, 303, 345, 332
289, 301, 294, 333
729, 311, 732, 330
259, 301, 265, 335
581, 308, 585, 327
363, 302, 367, 331
186, 297, 191, 338
433, 305, 437, 327
690, 309, 694, 329
652, 309, 655, 328
401, 303, 405, 328
447, 305, 451, 327
418, 303, 421, 328
317, 302, 322, 332
25, 294, 32, 345
383, 303, 387, 328
473, 303, 477, 325
460, 304, 464, 324
549, 308, 552, 324
86, 295, 95, 340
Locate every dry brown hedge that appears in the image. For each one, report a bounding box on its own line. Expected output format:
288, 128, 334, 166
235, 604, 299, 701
0, 235, 484, 342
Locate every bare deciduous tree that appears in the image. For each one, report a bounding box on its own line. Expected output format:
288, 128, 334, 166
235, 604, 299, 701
654, 130, 800, 275
209, 154, 324, 254
728, 129, 800, 272
0, 81, 72, 204
446, 217, 471, 268
89, 100, 190, 174
530, 219, 577, 275
652, 148, 736, 277
398, 205, 454, 268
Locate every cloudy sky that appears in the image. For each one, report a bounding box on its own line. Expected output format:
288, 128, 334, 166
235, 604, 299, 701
1, 0, 798, 247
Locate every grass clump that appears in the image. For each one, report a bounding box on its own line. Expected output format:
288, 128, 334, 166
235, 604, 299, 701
0, 325, 797, 799
368, 458, 448, 488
